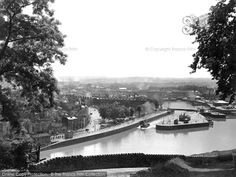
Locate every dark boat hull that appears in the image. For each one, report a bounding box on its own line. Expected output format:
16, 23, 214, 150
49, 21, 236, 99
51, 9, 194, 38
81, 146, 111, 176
200, 112, 226, 118
156, 122, 210, 130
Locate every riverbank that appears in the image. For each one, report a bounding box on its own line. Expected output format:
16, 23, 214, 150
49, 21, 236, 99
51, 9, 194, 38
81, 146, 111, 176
41, 111, 171, 151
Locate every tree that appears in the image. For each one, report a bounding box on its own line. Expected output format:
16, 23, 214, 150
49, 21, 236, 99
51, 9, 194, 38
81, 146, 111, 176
148, 99, 159, 109
129, 107, 134, 117
99, 105, 109, 119
136, 106, 142, 117
0, 0, 66, 169
0, 0, 67, 129
190, 0, 236, 103
0, 140, 14, 169
98, 103, 130, 120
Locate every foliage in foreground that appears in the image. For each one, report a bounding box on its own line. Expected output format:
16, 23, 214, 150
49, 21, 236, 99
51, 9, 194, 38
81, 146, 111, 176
0, 0, 66, 170
191, 0, 236, 103
0, 0, 66, 129
0, 140, 32, 170
133, 162, 190, 177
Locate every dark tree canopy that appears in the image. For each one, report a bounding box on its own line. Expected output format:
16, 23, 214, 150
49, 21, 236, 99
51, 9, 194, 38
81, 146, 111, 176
98, 102, 130, 120
191, 0, 236, 103
0, 0, 67, 129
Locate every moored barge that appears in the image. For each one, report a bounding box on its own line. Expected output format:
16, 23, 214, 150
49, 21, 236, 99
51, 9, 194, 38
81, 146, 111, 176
156, 112, 210, 130
156, 122, 210, 130
199, 110, 226, 119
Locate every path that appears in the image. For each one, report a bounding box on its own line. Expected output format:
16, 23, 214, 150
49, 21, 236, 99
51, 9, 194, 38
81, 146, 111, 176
72, 110, 165, 139
74, 107, 101, 137
73, 167, 148, 177
41, 110, 168, 151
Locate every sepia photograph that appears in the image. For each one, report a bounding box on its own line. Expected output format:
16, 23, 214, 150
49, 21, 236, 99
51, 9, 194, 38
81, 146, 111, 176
0, 0, 236, 176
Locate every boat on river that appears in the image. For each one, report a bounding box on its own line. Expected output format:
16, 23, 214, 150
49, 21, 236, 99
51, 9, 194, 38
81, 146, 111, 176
199, 109, 226, 119
215, 106, 236, 115
178, 113, 191, 123
138, 120, 150, 129
210, 112, 226, 118
156, 121, 210, 130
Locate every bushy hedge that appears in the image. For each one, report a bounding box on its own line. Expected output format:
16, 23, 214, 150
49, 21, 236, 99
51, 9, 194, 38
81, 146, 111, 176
30, 153, 186, 173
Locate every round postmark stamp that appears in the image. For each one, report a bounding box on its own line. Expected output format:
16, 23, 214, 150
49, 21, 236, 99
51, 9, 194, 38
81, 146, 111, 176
182, 15, 198, 35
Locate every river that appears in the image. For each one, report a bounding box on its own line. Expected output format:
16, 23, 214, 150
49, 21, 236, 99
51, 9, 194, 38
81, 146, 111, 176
41, 101, 236, 159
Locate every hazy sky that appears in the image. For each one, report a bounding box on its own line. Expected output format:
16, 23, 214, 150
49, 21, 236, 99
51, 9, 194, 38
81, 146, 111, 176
51, 0, 217, 79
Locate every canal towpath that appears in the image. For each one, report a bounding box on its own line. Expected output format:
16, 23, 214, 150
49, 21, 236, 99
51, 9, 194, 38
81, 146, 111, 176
41, 110, 170, 151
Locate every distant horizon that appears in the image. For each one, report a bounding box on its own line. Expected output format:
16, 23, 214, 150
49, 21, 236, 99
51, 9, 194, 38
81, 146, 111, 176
57, 75, 212, 79
57, 75, 214, 82
57, 76, 217, 89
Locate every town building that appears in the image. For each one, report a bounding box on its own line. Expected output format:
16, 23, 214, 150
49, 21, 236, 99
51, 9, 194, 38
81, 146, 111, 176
50, 133, 65, 143
62, 116, 79, 130
62, 107, 90, 130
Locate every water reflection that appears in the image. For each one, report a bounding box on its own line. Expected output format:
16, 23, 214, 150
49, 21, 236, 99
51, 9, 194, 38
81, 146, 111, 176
41, 101, 236, 159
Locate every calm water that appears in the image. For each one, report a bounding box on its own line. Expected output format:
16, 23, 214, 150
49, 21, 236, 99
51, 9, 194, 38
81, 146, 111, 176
41, 101, 236, 159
